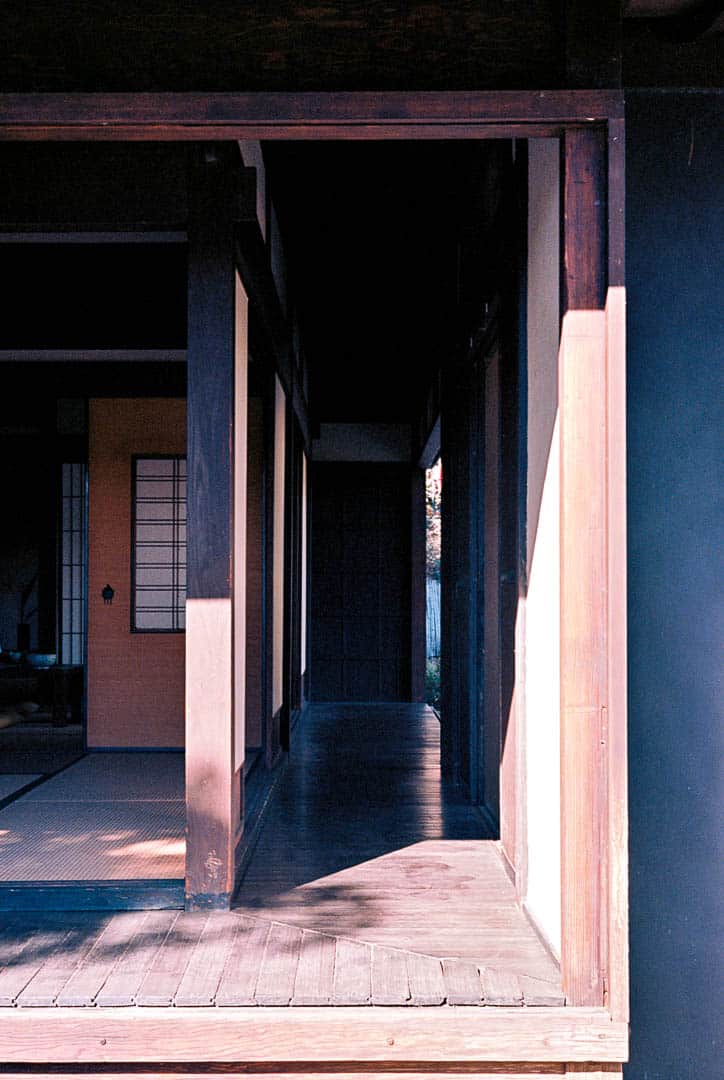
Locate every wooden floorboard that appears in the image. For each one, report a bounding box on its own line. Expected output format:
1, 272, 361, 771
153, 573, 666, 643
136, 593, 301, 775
56, 911, 148, 1006
1, 705, 562, 1009
234, 704, 561, 983
94, 911, 177, 1007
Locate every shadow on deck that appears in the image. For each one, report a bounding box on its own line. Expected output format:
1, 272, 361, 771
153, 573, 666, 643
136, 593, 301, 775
0, 704, 561, 1008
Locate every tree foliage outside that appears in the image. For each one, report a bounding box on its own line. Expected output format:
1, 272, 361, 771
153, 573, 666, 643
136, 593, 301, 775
425, 459, 442, 582
425, 460, 442, 710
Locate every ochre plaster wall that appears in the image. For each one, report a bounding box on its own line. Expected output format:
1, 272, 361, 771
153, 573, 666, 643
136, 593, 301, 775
87, 398, 186, 748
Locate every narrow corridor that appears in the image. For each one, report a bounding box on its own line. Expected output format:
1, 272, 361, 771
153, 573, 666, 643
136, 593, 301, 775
234, 704, 560, 983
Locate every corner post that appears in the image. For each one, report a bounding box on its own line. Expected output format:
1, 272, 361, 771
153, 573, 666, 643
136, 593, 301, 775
185, 145, 240, 908
559, 126, 608, 1005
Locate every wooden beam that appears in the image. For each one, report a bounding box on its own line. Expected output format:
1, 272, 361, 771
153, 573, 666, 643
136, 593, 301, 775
566, 1068, 623, 1078
562, 129, 607, 311
0, 1072, 572, 1080
559, 128, 609, 1007
0, 1005, 628, 1064
0, 349, 185, 362
185, 145, 239, 908
0, 91, 624, 142
0, 1072, 571, 1080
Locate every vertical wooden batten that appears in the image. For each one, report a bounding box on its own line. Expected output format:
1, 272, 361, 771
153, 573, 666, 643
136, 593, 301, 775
185, 145, 239, 908
559, 127, 608, 1006
234, 276, 249, 774
604, 116, 629, 1025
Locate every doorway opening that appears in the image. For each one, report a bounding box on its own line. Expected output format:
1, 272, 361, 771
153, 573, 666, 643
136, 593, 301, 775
0, 92, 626, 1034
425, 458, 442, 710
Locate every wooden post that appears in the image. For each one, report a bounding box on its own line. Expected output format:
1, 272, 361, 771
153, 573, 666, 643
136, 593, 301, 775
604, 117, 629, 1025
559, 127, 608, 1005
185, 146, 240, 909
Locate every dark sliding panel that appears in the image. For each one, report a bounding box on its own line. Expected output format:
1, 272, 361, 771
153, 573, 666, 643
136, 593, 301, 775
311, 463, 411, 702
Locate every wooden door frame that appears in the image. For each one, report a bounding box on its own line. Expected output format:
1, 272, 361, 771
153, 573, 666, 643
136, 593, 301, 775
0, 90, 628, 1027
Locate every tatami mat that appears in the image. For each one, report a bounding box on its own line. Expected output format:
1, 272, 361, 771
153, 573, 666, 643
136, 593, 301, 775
0, 753, 185, 881
0, 800, 185, 880
23, 752, 184, 802
0, 774, 40, 802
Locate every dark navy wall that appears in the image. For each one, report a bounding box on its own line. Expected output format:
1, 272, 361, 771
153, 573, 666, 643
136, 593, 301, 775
626, 91, 723, 1079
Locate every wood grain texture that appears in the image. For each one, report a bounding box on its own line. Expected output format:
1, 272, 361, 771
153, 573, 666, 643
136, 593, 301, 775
371, 946, 410, 1005
14, 917, 109, 1007
0, 918, 70, 1006
558, 123, 612, 1010
405, 950, 446, 1006
0, 907, 566, 1011
332, 938, 371, 1006
185, 146, 240, 905
94, 912, 177, 1007
214, 915, 269, 1006
134, 912, 206, 1006
291, 929, 336, 1006
0, 1005, 628, 1063
174, 911, 239, 1007
518, 974, 566, 1007
559, 313, 607, 1008
562, 129, 607, 312
0, 92, 624, 136
56, 911, 148, 1006
604, 124, 629, 1028
254, 922, 303, 1006
566, 1068, 623, 1078
234, 705, 560, 984
0, 1072, 569, 1080
482, 967, 524, 1007
441, 959, 483, 1006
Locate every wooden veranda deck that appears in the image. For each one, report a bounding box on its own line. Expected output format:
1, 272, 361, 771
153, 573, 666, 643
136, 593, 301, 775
0, 704, 561, 1009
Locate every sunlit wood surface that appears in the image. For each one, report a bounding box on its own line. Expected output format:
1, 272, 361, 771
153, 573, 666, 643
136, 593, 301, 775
0, 704, 561, 1007
235, 704, 560, 982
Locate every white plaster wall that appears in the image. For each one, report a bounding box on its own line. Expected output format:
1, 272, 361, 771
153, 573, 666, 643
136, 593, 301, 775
524, 138, 561, 957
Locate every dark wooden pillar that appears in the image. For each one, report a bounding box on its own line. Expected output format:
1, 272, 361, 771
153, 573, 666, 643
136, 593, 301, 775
559, 127, 609, 1005
440, 350, 485, 799
185, 146, 240, 908
36, 399, 58, 653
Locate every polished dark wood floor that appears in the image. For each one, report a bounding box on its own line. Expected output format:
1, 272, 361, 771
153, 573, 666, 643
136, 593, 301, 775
234, 704, 560, 982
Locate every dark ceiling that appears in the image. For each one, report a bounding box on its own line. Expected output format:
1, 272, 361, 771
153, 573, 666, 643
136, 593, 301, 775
1, 2, 720, 92
265, 141, 496, 424
0, 244, 187, 349
0, 2, 560, 93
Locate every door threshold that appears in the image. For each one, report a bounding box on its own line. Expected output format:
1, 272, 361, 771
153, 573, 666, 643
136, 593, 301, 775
0, 878, 184, 911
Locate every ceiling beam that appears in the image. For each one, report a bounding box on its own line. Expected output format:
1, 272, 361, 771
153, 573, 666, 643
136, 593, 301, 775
0, 91, 624, 142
